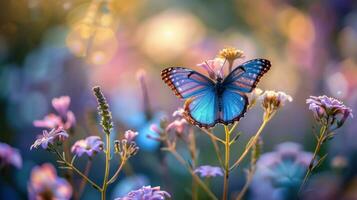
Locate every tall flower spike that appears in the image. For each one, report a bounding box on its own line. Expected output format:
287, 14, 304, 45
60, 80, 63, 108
93, 86, 113, 135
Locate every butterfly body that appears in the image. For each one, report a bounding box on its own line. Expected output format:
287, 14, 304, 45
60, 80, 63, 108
161, 59, 271, 128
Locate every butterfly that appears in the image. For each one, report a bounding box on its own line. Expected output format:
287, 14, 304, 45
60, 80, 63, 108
161, 59, 271, 128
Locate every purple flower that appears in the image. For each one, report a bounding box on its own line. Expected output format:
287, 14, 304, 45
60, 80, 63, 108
30, 127, 69, 150
28, 163, 72, 200
0, 142, 22, 169
71, 136, 104, 157
125, 130, 139, 142
251, 142, 313, 200
197, 58, 225, 80
194, 165, 223, 178
33, 96, 76, 130
306, 95, 353, 127
115, 185, 170, 200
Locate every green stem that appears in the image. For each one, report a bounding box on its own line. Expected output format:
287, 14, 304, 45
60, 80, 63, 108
108, 156, 127, 185
101, 134, 111, 200
299, 125, 327, 192
229, 114, 272, 171
222, 125, 230, 200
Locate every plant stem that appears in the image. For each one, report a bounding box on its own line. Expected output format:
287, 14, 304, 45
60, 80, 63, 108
299, 125, 327, 193
108, 155, 127, 184
101, 134, 111, 200
77, 160, 93, 199
202, 129, 226, 144
222, 125, 230, 200
236, 167, 255, 200
168, 149, 218, 200
53, 148, 101, 191
229, 116, 271, 171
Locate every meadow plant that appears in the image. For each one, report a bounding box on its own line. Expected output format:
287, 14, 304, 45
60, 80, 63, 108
30, 87, 145, 200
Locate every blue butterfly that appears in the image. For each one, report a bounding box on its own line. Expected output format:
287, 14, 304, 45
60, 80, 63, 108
161, 59, 271, 128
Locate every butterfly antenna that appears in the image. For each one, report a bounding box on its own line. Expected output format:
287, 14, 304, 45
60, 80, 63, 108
219, 58, 227, 76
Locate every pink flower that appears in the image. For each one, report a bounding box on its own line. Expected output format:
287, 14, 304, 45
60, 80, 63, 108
197, 58, 225, 80
124, 130, 139, 142
71, 136, 104, 157
172, 108, 184, 118
0, 142, 22, 169
30, 127, 69, 150
52, 96, 71, 118
28, 163, 72, 200
166, 118, 187, 135
33, 96, 76, 130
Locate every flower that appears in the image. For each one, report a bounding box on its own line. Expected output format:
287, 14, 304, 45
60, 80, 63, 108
172, 108, 184, 118
260, 91, 293, 116
197, 58, 225, 80
218, 47, 244, 70
194, 165, 223, 178
71, 136, 104, 157
125, 130, 139, 142
306, 95, 353, 127
0, 142, 22, 169
166, 118, 188, 136
28, 163, 72, 200
30, 127, 69, 150
52, 96, 71, 118
33, 96, 76, 130
247, 88, 263, 109
251, 142, 313, 199
114, 185, 170, 200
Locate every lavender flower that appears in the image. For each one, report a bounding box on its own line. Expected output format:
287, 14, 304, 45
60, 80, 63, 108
71, 136, 104, 157
33, 96, 76, 130
197, 58, 225, 80
0, 142, 22, 169
306, 95, 353, 127
114, 185, 170, 200
251, 142, 313, 199
125, 130, 139, 142
194, 165, 223, 178
28, 163, 72, 200
30, 127, 69, 150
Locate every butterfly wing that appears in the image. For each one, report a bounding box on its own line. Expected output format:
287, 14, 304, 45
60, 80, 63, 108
223, 59, 271, 93
161, 67, 218, 128
218, 59, 271, 123
161, 67, 215, 99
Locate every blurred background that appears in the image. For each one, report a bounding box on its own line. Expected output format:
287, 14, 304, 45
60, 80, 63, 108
0, 0, 357, 199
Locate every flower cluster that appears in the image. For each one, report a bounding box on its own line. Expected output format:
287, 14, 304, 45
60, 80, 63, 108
28, 163, 72, 200
0, 142, 22, 169
30, 127, 69, 150
197, 58, 225, 80
306, 95, 353, 128
115, 186, 170, 200
194, 165, 223, 178
33, 96, 75, 130
260, 90, 293, 118
166, 108, 188, 137
114, 130, 139, 159
253, 142, 313, 188
71, 136, 104, 157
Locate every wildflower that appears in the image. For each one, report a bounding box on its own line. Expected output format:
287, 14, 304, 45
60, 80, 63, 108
114, 139, 139, 158
194, 165, 223, 178
28, 163, 72, 200
197, 58, 225, 80
306, 95, 352, 127
30, 127, 69, 150
253, 142, 313, 189
114, 185, 170, 200
33, 96, 76, 130
112, 175, 149, 198
218, 47, 244, 71
71, 136, 104, 157
125, 130, 139, 142
166, 118, 188, 136
172, 108, 184, 118
247, 88, 263, 109
0, 142, 22, 169
260, 91, 292, 118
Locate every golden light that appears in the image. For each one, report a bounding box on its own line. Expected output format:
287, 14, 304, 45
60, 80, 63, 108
136, 9, 205, 63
